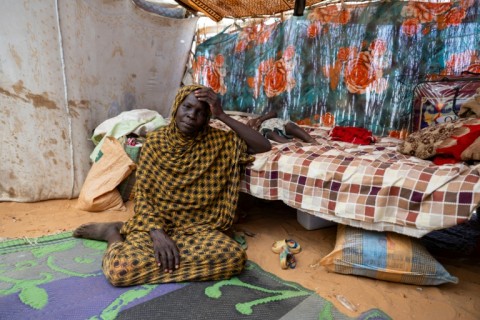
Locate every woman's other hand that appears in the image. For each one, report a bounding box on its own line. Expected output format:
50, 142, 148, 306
149, 228, 180, 273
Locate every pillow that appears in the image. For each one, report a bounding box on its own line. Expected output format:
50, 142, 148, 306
398, 117, 480, 160
435, 118, 480, 161
319, 225, 458, 286
397, 119, 460, 159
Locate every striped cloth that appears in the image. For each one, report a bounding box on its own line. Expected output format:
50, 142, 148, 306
320, 225, 458, 285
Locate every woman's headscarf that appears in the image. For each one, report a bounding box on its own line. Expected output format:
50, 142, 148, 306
165, 84, 211, 150
170, 84, 208, 119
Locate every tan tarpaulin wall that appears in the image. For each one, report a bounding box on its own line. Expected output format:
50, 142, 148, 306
0, 0, 198, 202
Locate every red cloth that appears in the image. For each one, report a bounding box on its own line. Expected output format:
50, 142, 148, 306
329, 126, 376, 145
432, 155, 458, 165
435, 123, 480, 161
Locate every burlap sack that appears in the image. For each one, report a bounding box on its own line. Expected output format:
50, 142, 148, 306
76, 137, 136, 212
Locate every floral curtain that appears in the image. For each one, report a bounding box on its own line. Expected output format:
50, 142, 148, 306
192, 0, 480, 137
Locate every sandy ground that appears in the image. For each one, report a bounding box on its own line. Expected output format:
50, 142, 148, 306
1, 197, 479, 320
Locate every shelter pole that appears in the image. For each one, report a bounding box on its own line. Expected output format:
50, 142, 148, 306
55, 0, 76, 199
293, 0, 306, 16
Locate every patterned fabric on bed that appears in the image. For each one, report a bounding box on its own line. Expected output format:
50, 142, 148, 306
210, 118, 480, 238
398, 117, 480, 162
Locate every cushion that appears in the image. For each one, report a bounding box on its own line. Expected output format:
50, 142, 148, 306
398, 117, 480, 160
398, 119, 460, 159
435, 118, 480, 161
319, 225, 458, 286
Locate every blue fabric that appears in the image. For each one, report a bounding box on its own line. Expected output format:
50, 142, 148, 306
320, 225, 459, 285
362, 231, 387, 270
194, 1, 480, 136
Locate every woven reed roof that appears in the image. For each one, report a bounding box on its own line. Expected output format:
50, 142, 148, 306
176, 0, 329, 21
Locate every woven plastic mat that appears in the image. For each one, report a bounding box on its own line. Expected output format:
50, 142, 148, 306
0, 232, 392, 320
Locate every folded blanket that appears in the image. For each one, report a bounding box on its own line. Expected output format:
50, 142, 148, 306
90, 109, 167, 162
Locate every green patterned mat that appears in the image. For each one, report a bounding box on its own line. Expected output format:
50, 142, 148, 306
0, 232, 391, 319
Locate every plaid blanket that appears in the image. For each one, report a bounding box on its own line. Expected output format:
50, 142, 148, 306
211, 117, 480, 238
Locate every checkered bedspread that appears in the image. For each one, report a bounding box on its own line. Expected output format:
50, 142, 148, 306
212, 117, 480, 238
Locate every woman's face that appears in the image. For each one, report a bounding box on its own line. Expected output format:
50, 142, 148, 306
175, 92, 209, 136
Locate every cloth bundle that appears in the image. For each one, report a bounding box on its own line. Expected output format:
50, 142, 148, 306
329, 126, 376, 145
398, 117, 480, 164
90, 109, 167, 162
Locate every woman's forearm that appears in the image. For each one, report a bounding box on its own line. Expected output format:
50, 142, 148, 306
216, 113, 271, 154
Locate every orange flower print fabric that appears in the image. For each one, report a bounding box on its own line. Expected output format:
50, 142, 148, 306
193, 54, 227, 95
344, 52, 377, 94
264, 60, 289, 98
322, 39, 389, 95
192, 1, 479, 136
400, 0, 472, 36
234, 22, 276, 53
308, 5, 352, 25
251, 45, 297, 98
441, 50, 480, 75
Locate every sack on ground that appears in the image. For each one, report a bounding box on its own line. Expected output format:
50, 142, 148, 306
320, 225, 458, 286
76, 137, 136, 212
117, 142, 143, 202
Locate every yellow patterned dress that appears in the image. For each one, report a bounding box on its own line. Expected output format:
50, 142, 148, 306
101, 85, 254, 286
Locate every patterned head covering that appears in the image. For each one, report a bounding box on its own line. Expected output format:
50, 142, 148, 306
170, 84, 208, 119
166, 84, 211, 148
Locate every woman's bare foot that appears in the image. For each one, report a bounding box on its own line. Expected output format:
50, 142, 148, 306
73, 222, 124, 244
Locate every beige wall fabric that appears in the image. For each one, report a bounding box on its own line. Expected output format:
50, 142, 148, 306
0, 0, 198, 202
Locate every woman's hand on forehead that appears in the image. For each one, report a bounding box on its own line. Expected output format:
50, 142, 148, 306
194, 88, 223, 118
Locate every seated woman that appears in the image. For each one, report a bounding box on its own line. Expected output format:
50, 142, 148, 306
73, 85, 271, 286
